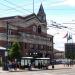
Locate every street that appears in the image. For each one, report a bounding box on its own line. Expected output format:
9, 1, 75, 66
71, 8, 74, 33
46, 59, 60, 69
0, 65, 75, 75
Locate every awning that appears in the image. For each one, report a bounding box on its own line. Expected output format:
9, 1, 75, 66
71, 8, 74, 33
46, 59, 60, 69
0, 47, 6, 50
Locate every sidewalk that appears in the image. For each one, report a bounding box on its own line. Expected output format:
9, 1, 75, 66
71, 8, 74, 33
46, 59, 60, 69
48, 64, 73, 70
0, 67, 8, 72
0, 64, 74, 72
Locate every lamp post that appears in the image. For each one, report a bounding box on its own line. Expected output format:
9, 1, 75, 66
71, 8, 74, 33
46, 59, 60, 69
52, 36, 54, 69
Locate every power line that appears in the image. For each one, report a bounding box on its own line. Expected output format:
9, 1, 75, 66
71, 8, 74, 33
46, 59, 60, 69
47, 20, 73, 32
18, 2, 33, 8
3, 0, 32, 13
0, 2, 26, 14
0, 8, 15, 11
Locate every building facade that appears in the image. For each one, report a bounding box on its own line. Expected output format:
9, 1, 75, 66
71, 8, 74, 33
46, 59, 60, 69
0, 4, 53, 58
54, 49, 65, 59
65, 43, 75, 59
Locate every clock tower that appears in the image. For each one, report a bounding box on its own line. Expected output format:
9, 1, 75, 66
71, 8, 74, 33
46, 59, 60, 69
37, 3, 47, 24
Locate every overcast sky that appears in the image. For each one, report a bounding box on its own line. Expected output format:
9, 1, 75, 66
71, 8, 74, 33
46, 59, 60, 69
0, 0, 75, 51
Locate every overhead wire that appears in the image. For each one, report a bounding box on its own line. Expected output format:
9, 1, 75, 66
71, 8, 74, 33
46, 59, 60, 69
3, 0, 32, 13
0, 0, 34, 16
47, 20, 75, 36
0, 8, 15, 11
0, 2, 26, 14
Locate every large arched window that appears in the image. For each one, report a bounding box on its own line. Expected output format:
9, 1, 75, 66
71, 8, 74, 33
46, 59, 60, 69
38, 26, 41, 34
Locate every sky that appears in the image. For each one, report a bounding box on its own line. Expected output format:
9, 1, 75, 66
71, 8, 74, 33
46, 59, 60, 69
0, 0, 75, 51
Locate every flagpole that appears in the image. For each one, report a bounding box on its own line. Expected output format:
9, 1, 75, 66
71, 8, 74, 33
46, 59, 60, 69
33, 0, 34, 13
67, 32, 68, 43
67, 32, 73, 43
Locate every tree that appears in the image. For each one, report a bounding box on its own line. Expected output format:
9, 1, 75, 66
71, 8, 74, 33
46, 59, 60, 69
8, 41, 21, 60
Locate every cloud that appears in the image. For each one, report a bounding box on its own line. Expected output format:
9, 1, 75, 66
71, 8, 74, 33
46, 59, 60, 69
50, 0, 75, 7
65, 0, 75, 6
50, 1, 66, 7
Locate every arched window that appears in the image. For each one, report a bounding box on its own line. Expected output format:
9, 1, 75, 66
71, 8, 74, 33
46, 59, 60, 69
33, 26, 36, 32
38, 26, 41, 34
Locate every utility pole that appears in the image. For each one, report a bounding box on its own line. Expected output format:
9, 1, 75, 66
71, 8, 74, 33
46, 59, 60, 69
3, 21, 9, 70
6, 21, 9, 45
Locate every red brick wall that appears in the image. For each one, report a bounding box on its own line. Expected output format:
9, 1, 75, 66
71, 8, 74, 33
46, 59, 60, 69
0, 40, 7, 47
0, 27, 6, 33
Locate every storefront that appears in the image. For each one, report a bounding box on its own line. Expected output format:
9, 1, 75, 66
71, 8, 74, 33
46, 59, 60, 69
34, 58, 50, 69
20, 57, 33, 69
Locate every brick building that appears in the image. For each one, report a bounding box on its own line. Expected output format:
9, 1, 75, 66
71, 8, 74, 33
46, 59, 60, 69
0, 4, 53, 58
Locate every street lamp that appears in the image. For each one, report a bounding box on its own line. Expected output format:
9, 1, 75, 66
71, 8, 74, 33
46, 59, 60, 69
33, 52, 37, 58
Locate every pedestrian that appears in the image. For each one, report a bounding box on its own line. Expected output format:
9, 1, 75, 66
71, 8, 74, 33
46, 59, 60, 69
12, 61, 17, 70
28, 62, 31, 70
38, 62, 41, 69
8, 61, 12, 71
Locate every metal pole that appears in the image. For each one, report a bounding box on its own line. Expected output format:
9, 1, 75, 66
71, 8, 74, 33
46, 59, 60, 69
52, 36, 54, 69
3, 21, 9, 70
5, 21, 9, 70
6, 21, 9, 44
33, 0, 34, 13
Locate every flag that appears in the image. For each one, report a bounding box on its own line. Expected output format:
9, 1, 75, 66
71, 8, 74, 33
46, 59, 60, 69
63, 32, 68, 38
63, 32, 72, 43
